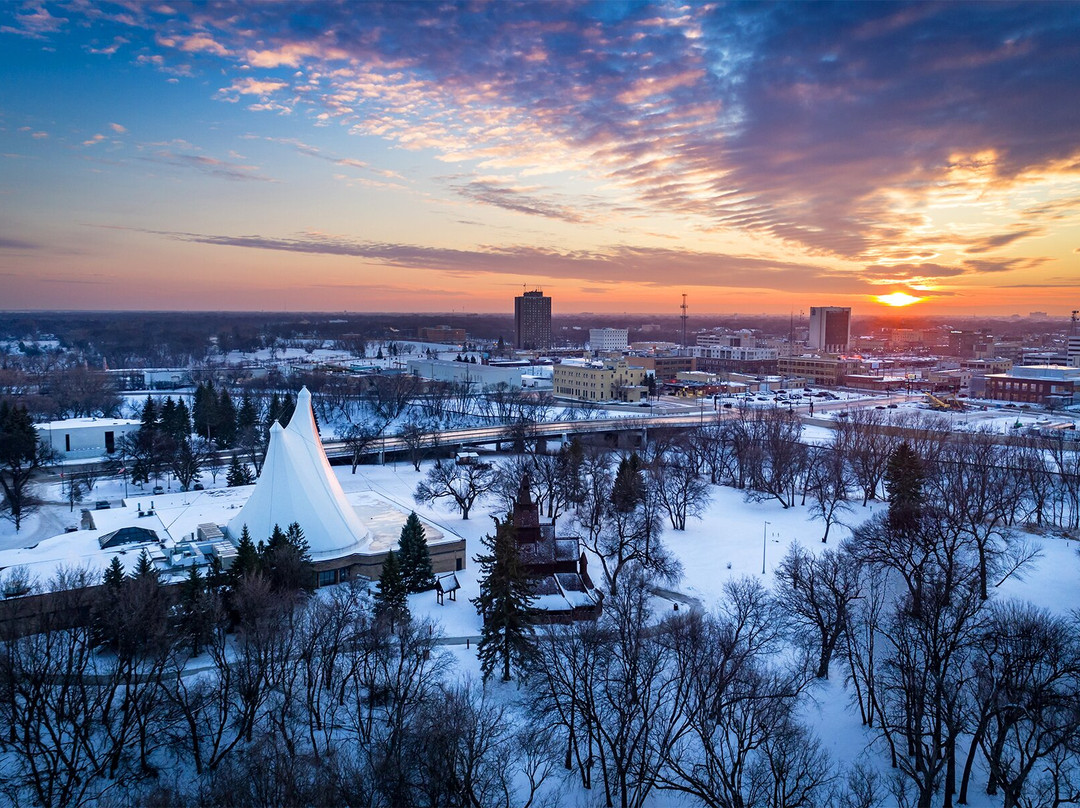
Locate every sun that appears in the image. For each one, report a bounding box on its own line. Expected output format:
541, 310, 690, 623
875, 292, 923, 307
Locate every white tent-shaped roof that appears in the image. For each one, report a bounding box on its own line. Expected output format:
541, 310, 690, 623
227, 387, 371, 560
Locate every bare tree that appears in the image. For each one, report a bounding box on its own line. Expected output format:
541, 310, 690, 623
775, 542, 862, 678
414, 461, 496, 519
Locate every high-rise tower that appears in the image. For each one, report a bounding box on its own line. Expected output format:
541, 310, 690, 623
514, 289, 552, 350
807, 306, 851, 354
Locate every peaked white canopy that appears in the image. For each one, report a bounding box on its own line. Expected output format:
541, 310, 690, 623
227, 387, 371, 559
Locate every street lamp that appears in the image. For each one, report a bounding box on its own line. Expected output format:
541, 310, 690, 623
762, 521, 770, 575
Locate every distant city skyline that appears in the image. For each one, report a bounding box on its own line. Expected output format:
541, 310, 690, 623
1, 2, 1078, 314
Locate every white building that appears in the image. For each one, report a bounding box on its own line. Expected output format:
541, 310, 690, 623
1067, 334, 1080, 368
808, 307, 852, 353
406, 358, 531, 390
588, 328, 629, 353
35, 417, 141, 460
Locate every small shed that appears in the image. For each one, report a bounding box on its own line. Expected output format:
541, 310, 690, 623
434, 571, 460, 605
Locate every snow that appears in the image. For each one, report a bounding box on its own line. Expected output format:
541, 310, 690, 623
5, 405, 1080, 807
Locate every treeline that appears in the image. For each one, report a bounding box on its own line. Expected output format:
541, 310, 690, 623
649, 406, 1080, 535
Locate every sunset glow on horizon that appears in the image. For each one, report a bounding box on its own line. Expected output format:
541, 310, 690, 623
1, 2, 1078, 314
876, 292, 925, 308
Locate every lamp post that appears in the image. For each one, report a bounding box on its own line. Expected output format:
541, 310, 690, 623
762, 521, 770, 575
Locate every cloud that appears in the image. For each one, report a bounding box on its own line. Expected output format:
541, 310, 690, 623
133, 226, 882, 294
0, 236, 41, 250
138, 148, 272, 182
82, 134, 106, 146
19, 2, 1080, 272
109, 122, 127, 134
221, 77, 288, 96
452, 177, 589, 223
0, 1, 67, 39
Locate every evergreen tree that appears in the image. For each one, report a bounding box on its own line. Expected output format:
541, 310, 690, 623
230, 524, 261, 584
0, 400, 51, 531
139, 396, 159, 432
216, 388, 238, 448
471, 517, 537, 682
375, 549, 410, 627
237, 394, 259, 433
132, 548, 158, 582
263, 521, 314, 594
612, 453, 645, 513
398, 511, 435, 592
174, 398, 192, 439
103, 555, 125, 590
885, 442, 925, 535
192, 381, 217, 442
266, 392, 282, 430
226, 454, 253, 487
177, 565, 214, 656
159, 397, 178, 439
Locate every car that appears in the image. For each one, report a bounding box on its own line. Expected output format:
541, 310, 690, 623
887, 403, 898, 408
152, 485, 165, 495
193, 482, 204, 490
722, 402, 733, 409
837, 411, 849, 418
95, 500, 110, 510
875, 405, 886, 409
638, 401, 650, 407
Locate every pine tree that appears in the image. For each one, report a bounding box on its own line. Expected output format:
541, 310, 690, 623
375, 549, 409, 627
885, 441, 925, 535
471, 517, 537, 682
177, 564, 214, 656
230, 524, 261, 584
159, 397, 178, 439
103, 555, 125, 590
227, 454, 252, 487
216, 389, 237, 448
0, 400, 50, 531
612, 453, 645, 513
174, 398, 192, 439
262, 522, 314, 594
132, 548, 158, 582
237, 394, 259, 433
140, 396, 159, 432
398, 511, 435, 592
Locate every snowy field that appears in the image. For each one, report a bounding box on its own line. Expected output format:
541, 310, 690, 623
3, 423, 1080, 806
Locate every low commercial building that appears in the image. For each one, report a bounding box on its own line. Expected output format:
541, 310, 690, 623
632, 353, 694, 380
588, 328, 629, 353
984, 365, 1080, 406
417, 325, 466, 343
35, 417, 141, 459
553, 357, 648, 402
405, 358, 529, 390
777, 355, 863, 386
688, 344, 779, 375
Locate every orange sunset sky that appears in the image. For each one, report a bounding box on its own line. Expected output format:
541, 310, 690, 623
1, 2, 1078, 315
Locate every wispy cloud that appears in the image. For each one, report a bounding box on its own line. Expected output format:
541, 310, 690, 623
128, 226, 882, 294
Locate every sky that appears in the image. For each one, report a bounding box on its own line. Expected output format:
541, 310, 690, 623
1, 1, 1079, 316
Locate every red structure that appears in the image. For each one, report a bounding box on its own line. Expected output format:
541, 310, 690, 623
512, 475, 602, 623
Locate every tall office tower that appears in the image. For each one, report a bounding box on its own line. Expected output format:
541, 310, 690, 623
1069, 311, 1080, 368
514, 289, 552, 350
807, 306, 851, 353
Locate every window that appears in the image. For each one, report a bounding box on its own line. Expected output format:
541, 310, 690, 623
65, 434, 71, 452
317, 569, 338, 587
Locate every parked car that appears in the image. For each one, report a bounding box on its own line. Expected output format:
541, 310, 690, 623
95, 500, 110, 510
152, 485, 165, 495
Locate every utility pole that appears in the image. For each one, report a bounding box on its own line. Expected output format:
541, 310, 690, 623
680, 293, 688, 348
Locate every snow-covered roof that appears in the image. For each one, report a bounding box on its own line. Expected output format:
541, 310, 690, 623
35, 417, 140, 430
227, 387, 374, 560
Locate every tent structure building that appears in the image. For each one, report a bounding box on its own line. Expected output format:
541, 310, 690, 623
227, 387, 466, 586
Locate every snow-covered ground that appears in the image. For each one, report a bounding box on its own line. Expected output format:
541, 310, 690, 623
3, 434, 1079, 806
